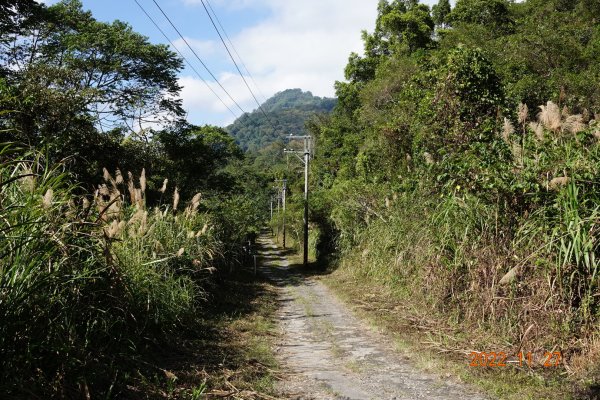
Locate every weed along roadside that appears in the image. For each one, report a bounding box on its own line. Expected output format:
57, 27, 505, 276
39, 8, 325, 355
322, 271, 572, 400
0, 149, 278, 398
126, 265, 282, 399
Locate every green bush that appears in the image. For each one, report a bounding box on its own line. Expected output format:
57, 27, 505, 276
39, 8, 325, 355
0, 145, 225, 396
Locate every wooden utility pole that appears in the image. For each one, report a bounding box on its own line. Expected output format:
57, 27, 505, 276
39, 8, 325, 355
285, 135, 312, 266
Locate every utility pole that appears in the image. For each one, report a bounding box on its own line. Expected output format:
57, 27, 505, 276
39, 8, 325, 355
273, 186, 280, 239
274, 179, 287, 248
282, 180, 287, 249
285, 135, 312, 266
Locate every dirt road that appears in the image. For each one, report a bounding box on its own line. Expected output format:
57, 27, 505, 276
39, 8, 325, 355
257, 236, 489, 400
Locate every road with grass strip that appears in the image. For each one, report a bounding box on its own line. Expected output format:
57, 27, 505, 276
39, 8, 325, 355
257, 236, 490, 400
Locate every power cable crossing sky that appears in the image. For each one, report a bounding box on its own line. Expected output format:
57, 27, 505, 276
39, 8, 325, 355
197, 0, 278, 131
135, 0, 290, 133
132, 0, 238, 119
149, 0, 248, 116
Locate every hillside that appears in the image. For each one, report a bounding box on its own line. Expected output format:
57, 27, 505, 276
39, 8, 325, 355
227, 89, 336, 151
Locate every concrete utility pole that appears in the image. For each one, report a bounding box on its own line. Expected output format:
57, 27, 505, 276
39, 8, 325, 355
282, 180, 287, 249
274, 179, 287, 248
285, 135, 312, 266
273, 186, 280, 239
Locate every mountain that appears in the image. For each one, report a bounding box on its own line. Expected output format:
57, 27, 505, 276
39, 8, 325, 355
227, 89, 336, 151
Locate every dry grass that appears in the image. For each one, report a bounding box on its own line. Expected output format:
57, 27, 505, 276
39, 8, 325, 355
539, 101, 562, 132
529, 122, 544, 141
127, 270, 281, 400
518, 103, 529, 125
322, 270, 572, 400
537, 101, 588, 136
502, 117, 515, 143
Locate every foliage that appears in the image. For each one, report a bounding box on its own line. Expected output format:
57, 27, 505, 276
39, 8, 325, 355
447, 0, 514, 33
0, 0, 183, 183
0, 146, 229, 396
0, 2, 271, 397
432, 0, 451, 28
309, 0, 600, 391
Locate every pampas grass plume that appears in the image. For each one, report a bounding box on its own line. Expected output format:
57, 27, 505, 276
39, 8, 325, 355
98, 184, 110, 197
42, 188, 53, 209
173, 187, 180, 211
502, 118, 514, 142
539, 101, 561, 132
563, 114, 586, 134
103, 168, 112, 183
518, 103, 528, 125
127, 172, 135, 204
159, 178, 168, 194
529, 122, 544, 141
115, 169, 124, 185
140, 168, 146, 194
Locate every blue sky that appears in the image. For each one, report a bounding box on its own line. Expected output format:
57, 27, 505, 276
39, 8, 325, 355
41, 0, 445, 127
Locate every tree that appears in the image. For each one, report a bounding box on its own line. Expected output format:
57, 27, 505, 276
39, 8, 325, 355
448, 0, 514, 33
227, 89, 336, 151
436, 46, 504, 127
379, 3, 435, 52
0, 0, 42, 37
432, 0, 452, 28
1, 0, 183, 147
156, 124, 243, 198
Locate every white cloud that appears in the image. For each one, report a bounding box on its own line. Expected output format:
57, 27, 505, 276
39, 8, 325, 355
178, 0, 448, 126
179, 76, 234, 117
228, 0, 379, 98
172, 37, 218, 59
178, 0, 381, 125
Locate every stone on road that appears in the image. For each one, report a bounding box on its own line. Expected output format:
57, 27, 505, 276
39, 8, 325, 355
257, 236, 489, 400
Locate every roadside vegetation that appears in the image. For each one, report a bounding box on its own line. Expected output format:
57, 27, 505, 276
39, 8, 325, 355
0, 1, 276, 398
302, 0, 600, 398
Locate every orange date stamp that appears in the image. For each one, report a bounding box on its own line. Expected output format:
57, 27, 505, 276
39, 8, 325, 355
468, 351, 562, 368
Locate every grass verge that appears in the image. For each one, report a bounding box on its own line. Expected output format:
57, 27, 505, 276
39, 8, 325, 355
124, 269, 281, 399
321, 270, 573, 400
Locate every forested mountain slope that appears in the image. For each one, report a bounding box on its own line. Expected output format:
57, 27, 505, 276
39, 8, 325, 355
3, 0, 600, 398
227, 88, 336, 151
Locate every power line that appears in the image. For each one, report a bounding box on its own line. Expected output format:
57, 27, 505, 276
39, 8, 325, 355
198, 0, 278, 131
150, 0, 247, 115
133, 0, 238, 120
204, 0, 269, 105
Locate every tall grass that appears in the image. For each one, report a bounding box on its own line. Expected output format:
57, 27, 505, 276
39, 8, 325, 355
324, 100, 600, 371
0, 144, 223, 397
